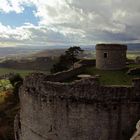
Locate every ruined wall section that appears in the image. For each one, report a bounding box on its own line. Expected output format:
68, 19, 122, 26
46, 59, 95, 82
17, 73, 140, 140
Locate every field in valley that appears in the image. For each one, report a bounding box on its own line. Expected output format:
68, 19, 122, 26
0, 68, 49, 77
127, 51, 140, 59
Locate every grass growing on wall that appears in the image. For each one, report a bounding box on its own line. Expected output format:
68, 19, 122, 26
85, 65, 140, 85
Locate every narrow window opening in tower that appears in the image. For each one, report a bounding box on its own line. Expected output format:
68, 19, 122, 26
104, 52, 108, 58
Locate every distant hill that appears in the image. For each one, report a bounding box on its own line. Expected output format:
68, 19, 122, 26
32, 44, 140, 59
0, 47, 41, 58
0, 43, 139, 58
0, 57, 57, 71
84, 44, 140, 51
127, 43, 140, 51
33, 49, 66, 58
33, 48, 95, 59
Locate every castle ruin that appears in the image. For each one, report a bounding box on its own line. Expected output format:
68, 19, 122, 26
14, 45, 140, 140
15, 71, 140, 140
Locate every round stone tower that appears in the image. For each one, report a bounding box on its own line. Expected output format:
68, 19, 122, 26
96, 44, 127, 70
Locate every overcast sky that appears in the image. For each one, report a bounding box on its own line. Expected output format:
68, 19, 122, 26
0, 0, 140, 47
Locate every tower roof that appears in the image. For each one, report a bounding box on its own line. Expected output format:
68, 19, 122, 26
96, 44, 127, 50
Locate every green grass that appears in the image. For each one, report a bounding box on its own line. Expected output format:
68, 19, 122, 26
85, 65, 140, 85
0, 68, 49, 77
127, 64, 140, 68
127, 51, 140, 59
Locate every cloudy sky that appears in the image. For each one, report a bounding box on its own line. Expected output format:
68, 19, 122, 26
0, 0, 140, 47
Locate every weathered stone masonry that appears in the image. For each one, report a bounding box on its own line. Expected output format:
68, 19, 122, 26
96, 44, 127, 70
15, 71, 140, 140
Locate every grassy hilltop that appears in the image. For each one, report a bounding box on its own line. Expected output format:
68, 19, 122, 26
85, 64, 140, 86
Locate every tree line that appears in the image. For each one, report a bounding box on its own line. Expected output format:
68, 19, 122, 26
51, 46, 84, 73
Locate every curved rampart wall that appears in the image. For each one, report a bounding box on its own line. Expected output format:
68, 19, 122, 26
16, 73, 140, 140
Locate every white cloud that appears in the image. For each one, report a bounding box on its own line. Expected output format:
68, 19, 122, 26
0, 22, 80, 46
30, 0, 140, 43
0, 0, 140, 46
0, 22, 31, 41
0, 0, 24, 13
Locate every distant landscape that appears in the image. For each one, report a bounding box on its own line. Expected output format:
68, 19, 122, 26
0, 43, 140, 58
0, 44, 139, 140
0, 1, 140, 139
0, 43, 139, 77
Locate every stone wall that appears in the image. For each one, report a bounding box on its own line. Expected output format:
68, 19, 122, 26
46, 66, 85, 82
96, 44, 127, 70
46, 59, 95, 82
16, 72, 140, 140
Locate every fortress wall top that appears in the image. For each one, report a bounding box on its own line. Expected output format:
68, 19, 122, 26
22, 73, 140, 103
